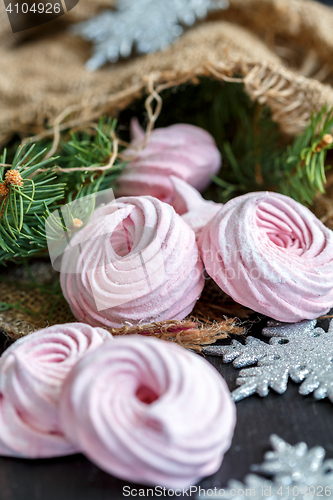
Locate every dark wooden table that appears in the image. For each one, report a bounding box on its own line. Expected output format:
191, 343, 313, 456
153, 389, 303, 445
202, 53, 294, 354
0, 313, 332, 500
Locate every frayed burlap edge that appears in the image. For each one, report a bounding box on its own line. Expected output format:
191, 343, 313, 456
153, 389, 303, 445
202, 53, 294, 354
23, 56, 333, 146
3, 12, 333, 146
18, 55, 333, 172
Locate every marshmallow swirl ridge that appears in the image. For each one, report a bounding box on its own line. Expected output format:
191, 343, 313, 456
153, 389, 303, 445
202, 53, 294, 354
60, 196, 204, 328
199, 191, 333, 322
0, 323, 112, 458
60, 336, 236, 488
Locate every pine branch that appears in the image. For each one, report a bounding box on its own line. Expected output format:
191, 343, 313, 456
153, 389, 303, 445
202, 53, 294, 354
281, 107, 333, 204
145, 79, 333, 205
55, 117, 127, 200
0, 143, 65, 264
212, 106, 333, 205
0, 118, 126, 265
211, 97, 333, 205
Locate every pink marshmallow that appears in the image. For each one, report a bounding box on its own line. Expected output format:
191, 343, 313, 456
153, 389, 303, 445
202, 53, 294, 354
199, 191, 333, 322
0, 323, 112, 458
60, 196, 205, 328
115, 118, 221, 201
59, 335, 236, 488
170, 176, 223, 237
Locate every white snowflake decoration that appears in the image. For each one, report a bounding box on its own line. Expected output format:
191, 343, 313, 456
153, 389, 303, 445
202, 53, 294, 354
203, 319, 333, 402
199, 435, 333, 499
72, 0, 229, 70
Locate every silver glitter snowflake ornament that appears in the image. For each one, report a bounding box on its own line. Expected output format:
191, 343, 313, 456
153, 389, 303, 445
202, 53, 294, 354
203, 319, 333, 402
199, 435, 333, 499
72, 0, 229, 70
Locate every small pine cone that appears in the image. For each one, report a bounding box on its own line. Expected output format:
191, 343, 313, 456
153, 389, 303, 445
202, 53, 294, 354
322, 134, 333, 146
5, 169, 23, 187
0, 183, 9, 197
73, 218, 83, 229
316, 134, 333, 152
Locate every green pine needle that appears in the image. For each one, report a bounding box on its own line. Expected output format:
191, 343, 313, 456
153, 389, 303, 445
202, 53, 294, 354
55, 117, 127, 200
0, 143, 65, 263
281, 107, 333, 204
149, 79, 333, 205
0, 118, 127, 265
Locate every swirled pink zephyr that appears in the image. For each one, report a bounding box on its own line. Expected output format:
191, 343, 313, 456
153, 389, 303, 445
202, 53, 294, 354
199, 191, 333, 322
60, 196, 205, 328
115, 118, 221, 202
59, 335, 236, 488
0, 323, 112, 458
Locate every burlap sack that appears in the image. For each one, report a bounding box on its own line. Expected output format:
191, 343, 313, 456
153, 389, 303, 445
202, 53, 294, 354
1, 0, 333, 342
2, 0, 333, 145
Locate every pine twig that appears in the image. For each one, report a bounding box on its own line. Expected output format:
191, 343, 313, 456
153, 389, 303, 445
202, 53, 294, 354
0, 143, 65, 263
0, 118, 127, 265
282, 107, 333, 204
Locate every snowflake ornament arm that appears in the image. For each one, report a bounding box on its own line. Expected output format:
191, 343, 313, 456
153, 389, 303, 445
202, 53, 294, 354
72, 0, 229, 71
198, 435, 333, 499
203, 319, 333, 403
